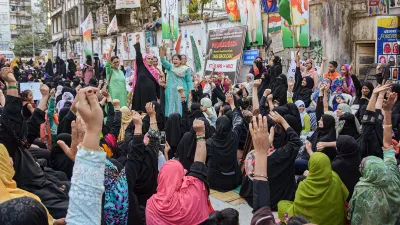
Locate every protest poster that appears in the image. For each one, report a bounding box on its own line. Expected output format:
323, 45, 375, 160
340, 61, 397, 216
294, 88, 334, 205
225, 0, 240, 22
205, 26, 247, 82
145, 31, 154, 47
127, 32, 145, 60
389, 0, 400, 15
20, 83, 42, 100
376, 16, 400, 80
239, 0, 263, 47
368, 0, 389, 15
279, 0, 310, 48
102, 38, 112, 60
82, 29, 92, 56
161, 0, 179, 40
243, 50, 259, 65
116, 0, 140, 9
262, 0, 278, 13
96, 7, 109, 35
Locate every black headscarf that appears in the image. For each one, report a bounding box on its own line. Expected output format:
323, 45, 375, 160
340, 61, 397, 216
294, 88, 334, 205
308, 114, 337, 160
189, 102, 204, 126
354, 81, 374, 106
293, 76, 314, 108
268, 56, 283, 86
208, 116, 237, 154
0, 197, 48, 225
176, 117, 212, 170
165, 113, 182, 159
271, 74, 288, 106
257, 72, 271, 100
51, 133, 74, 179
332, 135, 361, 201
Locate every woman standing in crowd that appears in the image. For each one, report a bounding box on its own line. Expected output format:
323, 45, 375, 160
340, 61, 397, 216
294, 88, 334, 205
300, 58, 318, 90
249, 56, 266, 80
105, 42, 127, 107
160, 42, 194, 117
131, 34, 160, 112
83, 55, 94, 85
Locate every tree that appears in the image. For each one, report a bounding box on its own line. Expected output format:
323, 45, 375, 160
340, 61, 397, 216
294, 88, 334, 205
200, 0, 212, 19
13, 32, 49, 57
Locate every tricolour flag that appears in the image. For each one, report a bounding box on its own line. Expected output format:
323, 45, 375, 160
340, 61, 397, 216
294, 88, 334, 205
107, 16, 118, 35
80, 12, 94, 31
268, 14, 282, 33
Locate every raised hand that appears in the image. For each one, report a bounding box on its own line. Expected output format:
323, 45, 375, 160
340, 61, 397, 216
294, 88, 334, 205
373, 84, 391, 95
267, 93, 273, 102
1, 67, 16, 83
40, 84, 50, 96
263, 89, 271, 97
112, 99, 120, 110
136, 34, 140, 43
316, 142, 326, 152
288, 78, 295, 87
250, 114, 270, 152
50, 88, 56, 98
322, 57, 327, 62
382, 92, 398, 112
193, 119, 205, 136
131, 110, 142, 126
57, 116, 85, 161
253, 79, 261, 88
76, 87, 103, 135
145, 102, 156, 117
225, 93, 234, 105
269, 111, 285, 124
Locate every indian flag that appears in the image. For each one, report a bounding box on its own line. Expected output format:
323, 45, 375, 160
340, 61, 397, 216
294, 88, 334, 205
268, 14, 282, 33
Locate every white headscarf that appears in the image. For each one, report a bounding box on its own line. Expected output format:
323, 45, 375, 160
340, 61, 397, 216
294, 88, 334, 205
57, 92, 74, 114
55, 85, 63, 99
200, 97, 217, 123
295, 100, 306, 127
246, 74, 254, 95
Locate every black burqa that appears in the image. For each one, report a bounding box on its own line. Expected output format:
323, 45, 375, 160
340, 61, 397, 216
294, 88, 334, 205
206, 110, 243, 192
176, 117, 213, 170
332, 135, 361, 201
0, 96, 68, 219
268, 56, 283, 87
50, 134, 74, 180
308, 114, 337, 160
0, 196, 49, 225
132, 43, 160, 112
293, 67, 314, 108
257, 72, 271, 101
165, 113, 183, 159
271, 74, 288, 106
45, 59, 54, 77
188, 102, 204, 126
142, 101, 165, 134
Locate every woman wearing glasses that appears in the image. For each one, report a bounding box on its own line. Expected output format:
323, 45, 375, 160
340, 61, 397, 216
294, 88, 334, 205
105, 42, 128, 107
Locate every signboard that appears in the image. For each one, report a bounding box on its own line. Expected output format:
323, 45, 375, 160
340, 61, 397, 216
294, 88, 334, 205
205, 26, 247, 82
243, 49, 259, 65
96, 6, 109, 35
161, 0, 179, 40
281, 0, 310, 47
239, 0, 263, 47
376, 16, 400, 81
389, 0, 400, 15
20, 83, 42, 100
368, 0, 389, 15
116, 0, 141, 9
127, 32, 145, 60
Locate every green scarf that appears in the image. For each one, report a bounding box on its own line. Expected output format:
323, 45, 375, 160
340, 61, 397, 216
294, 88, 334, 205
278, 153, 348, 225
349, 152, 400, 225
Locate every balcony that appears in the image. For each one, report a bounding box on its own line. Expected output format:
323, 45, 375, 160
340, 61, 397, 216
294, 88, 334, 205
50, 6, 62, 17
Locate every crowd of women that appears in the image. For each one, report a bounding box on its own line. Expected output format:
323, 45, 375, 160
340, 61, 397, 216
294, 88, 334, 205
0, 42, 400, 225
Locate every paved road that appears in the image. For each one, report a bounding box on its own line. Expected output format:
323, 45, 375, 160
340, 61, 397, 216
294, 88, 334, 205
210, 196, 278, 224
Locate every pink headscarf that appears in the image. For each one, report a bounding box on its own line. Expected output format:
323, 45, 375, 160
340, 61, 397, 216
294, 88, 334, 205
146, 161, 209, 225
132, 53, 160, 95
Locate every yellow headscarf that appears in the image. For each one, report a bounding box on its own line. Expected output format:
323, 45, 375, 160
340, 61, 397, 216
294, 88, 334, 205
0, 144, 53, 225
118, 106, 132, 142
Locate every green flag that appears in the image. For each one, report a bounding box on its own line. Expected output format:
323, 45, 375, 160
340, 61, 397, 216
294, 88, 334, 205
279, 0, 292, 26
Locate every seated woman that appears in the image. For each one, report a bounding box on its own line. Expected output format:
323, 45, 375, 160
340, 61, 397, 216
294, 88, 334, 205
146, 119, 210, 225
288, 53, 314, 108
207, 94, 243, 192
335, 103, 361, 138
0, 144, 61, 225
295, 100, 311, 136
278, 152, 349, 225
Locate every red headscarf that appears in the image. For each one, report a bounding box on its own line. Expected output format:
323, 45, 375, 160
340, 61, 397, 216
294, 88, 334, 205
146, 160, 209, 225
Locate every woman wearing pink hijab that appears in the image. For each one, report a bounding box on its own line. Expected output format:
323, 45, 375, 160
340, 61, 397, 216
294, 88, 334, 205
131, 34, 160, 112
146, 119, 211, 225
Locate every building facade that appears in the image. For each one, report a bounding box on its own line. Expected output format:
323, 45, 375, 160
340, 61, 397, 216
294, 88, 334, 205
0, 0, 11, 50
9, 0, 32, 40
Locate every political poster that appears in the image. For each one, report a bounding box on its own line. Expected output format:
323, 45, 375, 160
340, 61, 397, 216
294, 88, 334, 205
280, 0, 310, 48
205, 26, 247, 82
20, 83, 42, 100
82, 29, 92, 56
243, 49, 259, 65
96, 6, 109, 35
262, 0, 278, 13
376, 16, 400, 80
127, 32, 145, 60
239, 0, 263, 47
161, 0, 179, 40
107, 16, 118, 35
116, 0, 141, 9
368, 0, 389, 15
225, 0, 240, 22
80, 12, 94, 31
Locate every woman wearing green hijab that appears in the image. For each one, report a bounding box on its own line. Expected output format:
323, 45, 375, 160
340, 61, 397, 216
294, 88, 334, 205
278, 152, 348, 225
348, 149, 400, 225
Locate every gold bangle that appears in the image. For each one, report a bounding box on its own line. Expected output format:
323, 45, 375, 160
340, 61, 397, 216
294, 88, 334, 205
383, 124, 392, 128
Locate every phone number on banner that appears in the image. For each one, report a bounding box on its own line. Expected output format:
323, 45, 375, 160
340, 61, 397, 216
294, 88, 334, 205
205, 60, 237, 72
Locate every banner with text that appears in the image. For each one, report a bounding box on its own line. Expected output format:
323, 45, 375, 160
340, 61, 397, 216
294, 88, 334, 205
243, 49, 259, 65
205, 26, 246, 82
116, 0, 141, 9
376, 16, 399, 81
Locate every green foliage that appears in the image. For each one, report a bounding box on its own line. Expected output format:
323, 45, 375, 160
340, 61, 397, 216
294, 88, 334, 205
200, 0, 212, 19
13, 33, 49, 57
187, 0, 201, 20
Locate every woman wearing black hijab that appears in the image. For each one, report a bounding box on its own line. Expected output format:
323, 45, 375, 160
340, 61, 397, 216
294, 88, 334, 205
206, 95, 243, 192
271, 74, 288, 106
268, 55, 283, 86
50, 133, 74, 179
142, 101, 165, 133
331, 135, 361, 201
308, 114, 337, 160
0, 197, 49, 225
45, 59, 54, 77
257, 72, 271, 101
291, 67, 314, 108
188, 102, 204, 126
165, 113, 183, 159
176, 117, 213, 170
